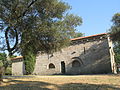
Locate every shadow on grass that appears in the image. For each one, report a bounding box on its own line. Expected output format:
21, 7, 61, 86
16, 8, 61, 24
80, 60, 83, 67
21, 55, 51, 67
58, 83, 120, 90
0, 79, 120, 90
0, 79, 57, 90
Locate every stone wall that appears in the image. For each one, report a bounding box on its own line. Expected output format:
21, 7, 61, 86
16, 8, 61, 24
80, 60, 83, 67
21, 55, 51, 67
12, 57, 25, 75
33, 34, 113, 75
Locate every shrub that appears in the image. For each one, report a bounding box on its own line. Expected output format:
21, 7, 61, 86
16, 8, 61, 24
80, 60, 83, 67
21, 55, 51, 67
5, 67, 12, 75
24, 52, 36, 75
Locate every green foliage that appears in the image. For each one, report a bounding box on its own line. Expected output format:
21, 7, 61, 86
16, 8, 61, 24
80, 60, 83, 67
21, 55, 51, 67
73, 32, 84, 38
0, 53, 11, 76
5, 67, 12, 75
109, 13, 120, 42
0, 53, 7, 66
110, 13, 120, 64
0, 0, 82, 76
115, 54, 120, 64
0, 53, 13, 68
114, 42, 120, 64
0, 0, 82, 55
0, 53, 6, 61
112, 13, 120, 26
24, 52, 36, 75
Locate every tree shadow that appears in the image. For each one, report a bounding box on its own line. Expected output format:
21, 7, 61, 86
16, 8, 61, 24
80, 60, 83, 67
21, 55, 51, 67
0, 79, 120, 90
59, 83, 120, 90
0, 79, 58, 90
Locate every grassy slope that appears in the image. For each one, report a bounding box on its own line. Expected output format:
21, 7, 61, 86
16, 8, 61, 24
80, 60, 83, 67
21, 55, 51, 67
0, 75, 120, 90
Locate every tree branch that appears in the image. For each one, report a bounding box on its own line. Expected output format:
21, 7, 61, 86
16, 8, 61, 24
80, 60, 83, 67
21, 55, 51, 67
18, 0, 38, 19
5, 27, 11, 53
4, 0, 38, 56
10, 29, 18, 52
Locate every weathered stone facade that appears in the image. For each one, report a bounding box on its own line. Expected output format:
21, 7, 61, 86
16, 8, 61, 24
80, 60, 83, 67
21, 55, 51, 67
12, 56, 25, 75
33, 33, 117, 75
12, 33, 117, 75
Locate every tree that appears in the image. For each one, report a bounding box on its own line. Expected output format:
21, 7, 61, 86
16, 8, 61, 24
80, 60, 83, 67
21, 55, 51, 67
109, 13, 120, 70
110, 13, 120, 41
0, 0, 82, 79
0, 53, 7, 81
0, 0, 82, 55
0, 53, 9, 70
0, 53, 10, 68
0, 53, 6, 64
24, 52, 36, 75
0, 53, 12, 76
114, 42, 120, 64
73, 32, 84, 38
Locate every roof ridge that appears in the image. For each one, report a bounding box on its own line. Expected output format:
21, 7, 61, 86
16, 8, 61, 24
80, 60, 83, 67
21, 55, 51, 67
71, 33, 107, 41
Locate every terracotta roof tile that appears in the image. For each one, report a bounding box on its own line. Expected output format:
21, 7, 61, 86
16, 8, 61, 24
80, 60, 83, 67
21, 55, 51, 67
71, 33, 107, 41
11, 56, 23, 60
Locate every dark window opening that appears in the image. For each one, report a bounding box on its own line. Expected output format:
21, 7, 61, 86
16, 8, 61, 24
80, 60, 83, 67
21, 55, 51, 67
61, 61, 66, 74
49, 63, 55, 69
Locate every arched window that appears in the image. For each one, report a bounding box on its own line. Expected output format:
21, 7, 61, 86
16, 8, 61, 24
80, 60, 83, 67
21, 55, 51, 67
72, 60, 81, 67
49, 63, 55, 69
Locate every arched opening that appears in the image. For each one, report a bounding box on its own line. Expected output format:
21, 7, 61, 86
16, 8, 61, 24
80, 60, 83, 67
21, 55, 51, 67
49, 63, 55, 69
72, 60, 81, 67
72, 57, 83, 65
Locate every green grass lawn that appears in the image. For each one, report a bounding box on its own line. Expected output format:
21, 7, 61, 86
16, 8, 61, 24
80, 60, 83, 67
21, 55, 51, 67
0, 75, 120, 90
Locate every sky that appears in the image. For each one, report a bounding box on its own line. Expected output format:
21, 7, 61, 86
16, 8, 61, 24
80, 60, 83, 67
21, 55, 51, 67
64, 0, 120, 36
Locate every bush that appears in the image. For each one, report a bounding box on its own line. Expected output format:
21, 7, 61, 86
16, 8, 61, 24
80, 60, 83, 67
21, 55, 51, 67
24, 52, 36, 75
5, 67, 12, 75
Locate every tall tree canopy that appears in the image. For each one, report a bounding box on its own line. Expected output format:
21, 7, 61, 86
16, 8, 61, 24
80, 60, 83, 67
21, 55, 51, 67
0, 0, 82, 56
0, 0, 82, 75
109, 13, 120, 66
110, 13, 120, 41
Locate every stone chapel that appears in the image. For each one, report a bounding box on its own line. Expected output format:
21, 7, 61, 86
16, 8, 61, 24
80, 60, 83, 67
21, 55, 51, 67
12, 33, 117, 75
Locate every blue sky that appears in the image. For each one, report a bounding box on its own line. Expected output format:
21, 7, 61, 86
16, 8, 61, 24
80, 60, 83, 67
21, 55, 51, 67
64, 0, 120, 36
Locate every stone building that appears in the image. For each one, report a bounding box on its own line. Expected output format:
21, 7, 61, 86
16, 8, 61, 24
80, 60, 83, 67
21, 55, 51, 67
12, 33, 117, 75
33, 33, 117, 75
12, 56, 26, 75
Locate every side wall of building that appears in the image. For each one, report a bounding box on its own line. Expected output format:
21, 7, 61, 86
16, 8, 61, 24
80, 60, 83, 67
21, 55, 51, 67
12, 60, 25, 75
33, 36, 112, 75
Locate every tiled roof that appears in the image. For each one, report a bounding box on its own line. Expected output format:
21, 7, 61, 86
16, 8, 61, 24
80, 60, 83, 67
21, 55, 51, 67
11, 56, 23, 60
71, 33, 107, 41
